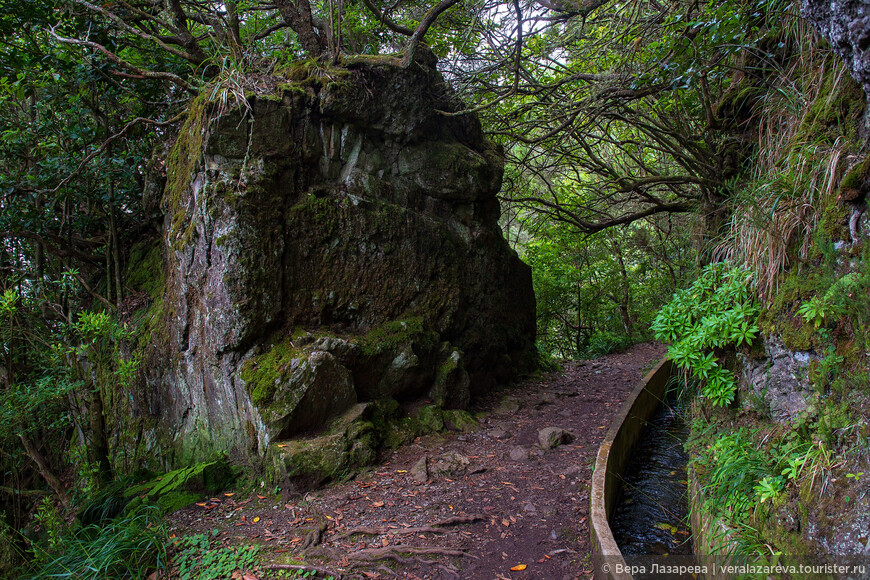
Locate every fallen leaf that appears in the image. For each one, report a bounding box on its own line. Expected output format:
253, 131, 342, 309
511, 564, 528, 571
196, 502, 208, 507
224, 492, 235, 497
372, 501, 385, 507
277, 444, 287, 448
501, 518, 510, 527
253, 516, 260, 523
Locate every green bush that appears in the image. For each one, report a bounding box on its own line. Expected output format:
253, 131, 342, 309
653, 262, 759, 406
172, 533, 260, 580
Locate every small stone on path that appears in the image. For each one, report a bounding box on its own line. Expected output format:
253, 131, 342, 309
538, 427, 574, 449
509, 446, 529, 461
410, 455, 428, 483
488, 427, 511, 440
495, 396, 522, 414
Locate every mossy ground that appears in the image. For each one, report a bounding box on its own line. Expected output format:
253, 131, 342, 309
123, 458, 237, 515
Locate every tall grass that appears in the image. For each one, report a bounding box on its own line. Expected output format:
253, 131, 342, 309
713, 17, 856, 299
25, 505, 168, 580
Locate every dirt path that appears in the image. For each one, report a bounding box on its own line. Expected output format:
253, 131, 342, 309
168, 342, 665, 579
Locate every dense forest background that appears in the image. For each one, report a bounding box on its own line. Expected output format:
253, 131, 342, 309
0, 0, 868, 576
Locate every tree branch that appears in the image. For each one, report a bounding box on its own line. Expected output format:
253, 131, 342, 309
49, 28, 194, 92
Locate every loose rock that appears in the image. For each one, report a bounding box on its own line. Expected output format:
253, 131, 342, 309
538, 427, 574, 449
509, 446, 529, 461
410, 455, 429, 484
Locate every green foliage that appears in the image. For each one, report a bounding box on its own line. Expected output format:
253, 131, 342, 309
797, 271, 869, 331
653, 263, 759, 406
753, 475, 784, 503
172, 532, 260, 580
697, 429, 771, 521
124, 460, 233, 515
517, 210, 689, 359
24, 505, 168, 580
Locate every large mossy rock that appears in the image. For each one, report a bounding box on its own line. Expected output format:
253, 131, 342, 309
135, 49, 535, 468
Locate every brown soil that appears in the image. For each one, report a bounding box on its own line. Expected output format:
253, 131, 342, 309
167, 342, 666, 580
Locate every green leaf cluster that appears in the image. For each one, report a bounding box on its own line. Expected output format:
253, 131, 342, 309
172, 533, 260, 580
653, 262, 759, 406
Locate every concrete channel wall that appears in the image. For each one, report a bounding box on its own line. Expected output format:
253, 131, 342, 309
589, 358, 675, 580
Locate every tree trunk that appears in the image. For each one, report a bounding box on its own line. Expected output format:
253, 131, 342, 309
19, 433, 68, 506
276, 0, 326, 56
612, 240, 634, 337
87, 377, 113, 485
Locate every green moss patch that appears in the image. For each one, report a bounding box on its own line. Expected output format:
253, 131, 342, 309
240, 338, 304, 408
801, 69, 866, 144
125, 242, 165, 300
268, 404, 377, 487
163, 94, 211, 248
442, 409, 478, 432
356, 317, 438, 358
123, 458, 235, 514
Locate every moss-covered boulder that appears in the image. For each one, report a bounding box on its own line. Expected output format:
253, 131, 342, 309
241, 341, 356, 438
131, 46, 535, 468
267, 404, 377, 490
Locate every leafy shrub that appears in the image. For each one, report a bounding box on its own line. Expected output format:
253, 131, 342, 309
584, 331, 634, 357
652, 262, 759, 406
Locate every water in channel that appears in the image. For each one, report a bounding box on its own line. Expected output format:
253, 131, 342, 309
610, 387, 693, 567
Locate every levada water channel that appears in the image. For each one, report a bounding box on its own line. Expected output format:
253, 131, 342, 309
610, 384, 693, 577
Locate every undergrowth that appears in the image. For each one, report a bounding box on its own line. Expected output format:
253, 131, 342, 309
24, 505, 168, 580
172, 532, 260, 580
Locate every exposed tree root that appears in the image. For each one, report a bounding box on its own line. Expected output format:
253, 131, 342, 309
264, 563, 346, 578
346, 544, 476, 566
332, 514, 484, 541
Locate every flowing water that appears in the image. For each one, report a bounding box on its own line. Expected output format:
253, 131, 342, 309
610, 390, 693, 567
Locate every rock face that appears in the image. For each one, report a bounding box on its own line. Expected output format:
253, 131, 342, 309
739, 336, 815, 421
141, 50, 536, 466
801, 0, 870, 96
